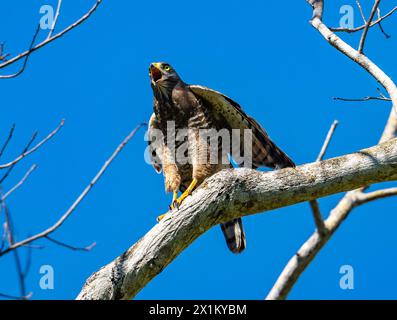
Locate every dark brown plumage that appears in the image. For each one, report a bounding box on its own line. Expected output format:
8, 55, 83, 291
148, 62, 295, 254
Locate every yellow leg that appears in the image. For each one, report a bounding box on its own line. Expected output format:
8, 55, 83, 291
172, 178, 198, 209
157, 180, 198, 222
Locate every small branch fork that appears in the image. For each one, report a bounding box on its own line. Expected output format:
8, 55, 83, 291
0, 121, 144, 299
334, 88, 392, 104
0, 0, 103, 78
358, 0, 381, 54
264, 0, 397, 300
0, 0, 106, 299
330, 5, 397, 34
0, 120, 64, 170
0, 25, 40, 79
0, 123, 146, 258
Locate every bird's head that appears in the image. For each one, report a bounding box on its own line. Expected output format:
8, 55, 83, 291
149, 62, 182, 101
149, 62, 181, 86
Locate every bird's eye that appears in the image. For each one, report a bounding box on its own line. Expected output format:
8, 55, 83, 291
164, 65, 171, 71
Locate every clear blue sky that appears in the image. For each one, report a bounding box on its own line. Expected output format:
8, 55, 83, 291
1, 0, 396, 300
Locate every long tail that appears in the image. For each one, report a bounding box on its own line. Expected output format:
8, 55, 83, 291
220, 218, 246, 254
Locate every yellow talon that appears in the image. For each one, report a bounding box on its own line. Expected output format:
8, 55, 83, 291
156, 213, 167, 222
173, 178, 198, 209
157, 179, 198, 223
157, 191, 178, 222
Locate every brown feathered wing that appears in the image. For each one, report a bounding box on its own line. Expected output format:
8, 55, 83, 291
189, 85, 295, 169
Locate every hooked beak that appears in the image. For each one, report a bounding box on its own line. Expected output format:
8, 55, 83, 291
150, 63, 162, 82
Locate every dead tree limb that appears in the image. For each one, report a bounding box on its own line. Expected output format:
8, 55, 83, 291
264, 0, 397, 300
77, 138, 397, 300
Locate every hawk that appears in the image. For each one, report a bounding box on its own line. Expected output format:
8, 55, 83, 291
148, 62, 295, 254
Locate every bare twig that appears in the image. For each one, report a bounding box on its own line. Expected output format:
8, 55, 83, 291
358, 0, 382, 54
377, 8, 391, 39
334, 96, 391, 102
308, 200, 325, 234
47, 0, 63, 39
0, 131, 38, 184
45, 236, 96, 252
0, 0, 102, 71
330, 6, 397, 33
356, 0, 367, 23
357, 187, 397, 204
0, 131, 38, 185
0, 42, 10, 62
316, 120, 339, 162
0, 120, 64, 170
309, 120, 339, 236
265, 0, 397, 300
1, 165, 37, 201
0, 124, 16, 160
22, 244, 33, 279
0, 123, 146, 257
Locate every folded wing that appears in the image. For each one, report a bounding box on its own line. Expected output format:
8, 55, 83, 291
189, 85, 295, 169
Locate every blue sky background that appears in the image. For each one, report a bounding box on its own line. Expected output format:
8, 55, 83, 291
0, 0, 396, 300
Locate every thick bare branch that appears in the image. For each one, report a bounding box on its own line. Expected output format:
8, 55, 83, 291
356, 187, 397, 204
0, 131, 38, 185
45, 236, 96, 252
265, 0, 397, 300
265, 184, 397, 300
376, 7, 391, 39
0, 42, 10, 62
309, 13, 397, 141
356, 1, 367, 24
316, 120, 339, 162
334, 96, 391, 102
77, 138, 397, 300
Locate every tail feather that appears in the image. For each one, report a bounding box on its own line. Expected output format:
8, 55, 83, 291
220, 218, 246, 254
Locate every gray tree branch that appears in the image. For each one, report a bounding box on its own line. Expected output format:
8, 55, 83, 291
264, 0, 397, 300
77, 138, 397, 300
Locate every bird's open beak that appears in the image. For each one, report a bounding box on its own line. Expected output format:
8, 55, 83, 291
150, 63, 162, 82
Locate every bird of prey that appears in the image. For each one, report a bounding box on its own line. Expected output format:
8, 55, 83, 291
147, 62, 295, 254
